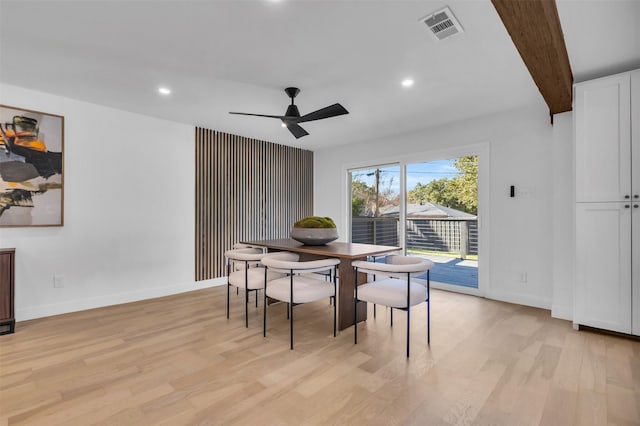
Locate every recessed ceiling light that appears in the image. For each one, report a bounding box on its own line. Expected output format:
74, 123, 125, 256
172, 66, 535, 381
158, 87, 171, 95
401, 78, 414, 88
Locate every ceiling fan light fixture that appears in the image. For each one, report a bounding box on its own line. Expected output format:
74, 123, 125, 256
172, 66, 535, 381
401, 78, 414, 88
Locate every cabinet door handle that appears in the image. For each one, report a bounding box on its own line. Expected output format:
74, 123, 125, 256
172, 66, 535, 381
625, 204, 631, 208
625, 195, 630, 199
635, 204, 639, 208
635, 195, 639, 199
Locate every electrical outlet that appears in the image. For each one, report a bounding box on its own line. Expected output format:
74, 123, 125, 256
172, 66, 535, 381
519, 272, 528, 283
53, 275, 64, 288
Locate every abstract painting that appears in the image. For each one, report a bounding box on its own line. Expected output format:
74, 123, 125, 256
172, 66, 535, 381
0, 105, 64, 226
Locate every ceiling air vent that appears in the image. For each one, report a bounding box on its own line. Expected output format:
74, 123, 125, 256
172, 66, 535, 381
421, 6, 464, 41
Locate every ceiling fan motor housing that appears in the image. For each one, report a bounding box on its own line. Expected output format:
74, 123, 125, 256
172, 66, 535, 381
285, 104, 300, 118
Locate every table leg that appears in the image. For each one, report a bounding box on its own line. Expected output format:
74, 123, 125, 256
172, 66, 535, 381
338, 257, 367, 331
287, 251, 367, 331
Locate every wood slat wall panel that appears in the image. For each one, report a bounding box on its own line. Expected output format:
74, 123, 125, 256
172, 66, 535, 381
195, 129, 313, 280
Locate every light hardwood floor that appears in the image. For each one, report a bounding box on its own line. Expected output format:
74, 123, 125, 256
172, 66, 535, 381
1, 286, 639, 425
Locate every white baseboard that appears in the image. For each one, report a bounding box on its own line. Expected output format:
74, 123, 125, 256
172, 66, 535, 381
551, 304, 573, 321
16, 277, 227, 322
429, 281, 483, 297
415, 279, 551, 311
484, 289, 551, 310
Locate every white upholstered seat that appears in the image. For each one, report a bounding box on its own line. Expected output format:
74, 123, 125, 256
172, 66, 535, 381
224, 247, 286, 327
262, 252, 340, 349
267, 275, 335, 303
228, 268, 282, 290
352, 255, 434, 357
356, 279, 428, 308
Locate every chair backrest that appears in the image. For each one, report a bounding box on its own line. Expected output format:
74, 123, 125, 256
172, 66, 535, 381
224, 247, 265, 262
385, 255, 427, 266
233, 243, 263, 250
352, 255, 433, 280
262, 251, 300, 262
262, 252, 340, 274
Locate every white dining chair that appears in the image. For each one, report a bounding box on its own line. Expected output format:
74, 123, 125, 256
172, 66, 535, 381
352, 255, 434, 357
262, 252, 340, 350
224, 247, 283, 328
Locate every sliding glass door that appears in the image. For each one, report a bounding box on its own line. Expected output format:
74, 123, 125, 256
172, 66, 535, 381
348, 152, 482, 294
406, 157, 478, 289
349, 164, 401, 247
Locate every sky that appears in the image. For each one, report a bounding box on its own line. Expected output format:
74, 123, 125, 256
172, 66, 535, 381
350, 158, 460, 193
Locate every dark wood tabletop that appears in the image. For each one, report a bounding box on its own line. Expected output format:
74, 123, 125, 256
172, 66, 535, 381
242, 238, 400, 259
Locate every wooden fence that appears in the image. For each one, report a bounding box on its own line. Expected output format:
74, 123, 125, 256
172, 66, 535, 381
352, 217, 478, 257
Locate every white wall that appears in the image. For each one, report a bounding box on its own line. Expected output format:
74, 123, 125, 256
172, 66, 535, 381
551, 111, 574, 320
0, 84, 208, 321
315, 104, 574, 312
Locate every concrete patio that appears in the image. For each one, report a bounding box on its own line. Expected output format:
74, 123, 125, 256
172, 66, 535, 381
415, 254, 478, 289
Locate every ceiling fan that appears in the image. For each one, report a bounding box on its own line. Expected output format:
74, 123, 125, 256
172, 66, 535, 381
229, 87, 349, 139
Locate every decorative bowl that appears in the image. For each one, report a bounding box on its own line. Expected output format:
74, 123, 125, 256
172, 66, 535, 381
290, 227, 339, 245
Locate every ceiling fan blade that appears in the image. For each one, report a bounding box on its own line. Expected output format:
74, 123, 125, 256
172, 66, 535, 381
286, 123, 309, 139
297, 103, 349, 123
229, 112, 283, 119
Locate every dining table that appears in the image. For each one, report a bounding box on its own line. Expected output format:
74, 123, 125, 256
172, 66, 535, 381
241, 238, 400, 331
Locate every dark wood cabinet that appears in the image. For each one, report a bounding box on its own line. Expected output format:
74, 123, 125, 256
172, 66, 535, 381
0, 248, 15, 334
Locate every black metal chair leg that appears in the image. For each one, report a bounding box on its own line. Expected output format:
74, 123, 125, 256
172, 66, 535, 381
263, 269, 268, 337
390, 308, 393, 327
256, 290, 259, 308
373, 272, 377, 319
354, 267, 358, 345
406, 272, 411, 357
427, 270, 431, 344
290, 272, 294, 350
226, 262, 231, 319
333, 267, 337, 337
245, 287, 249, 328
244, 263, 249, 327
406, 305, 410, 358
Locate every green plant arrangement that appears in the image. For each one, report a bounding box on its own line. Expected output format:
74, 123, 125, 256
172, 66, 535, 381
293, 216, 336, 229
290, 216, 338, 245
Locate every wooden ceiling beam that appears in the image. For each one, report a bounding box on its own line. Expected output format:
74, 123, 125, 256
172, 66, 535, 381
492, 0, 573, 115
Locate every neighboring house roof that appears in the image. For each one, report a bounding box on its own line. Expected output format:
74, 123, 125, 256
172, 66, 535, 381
379, 202, 476, 219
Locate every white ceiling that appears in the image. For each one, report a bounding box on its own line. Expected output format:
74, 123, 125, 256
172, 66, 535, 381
1, 0, 638, 150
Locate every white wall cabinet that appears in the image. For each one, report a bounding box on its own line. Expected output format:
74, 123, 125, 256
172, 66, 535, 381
574, 69, 640, 335
575, 73, 631, 203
